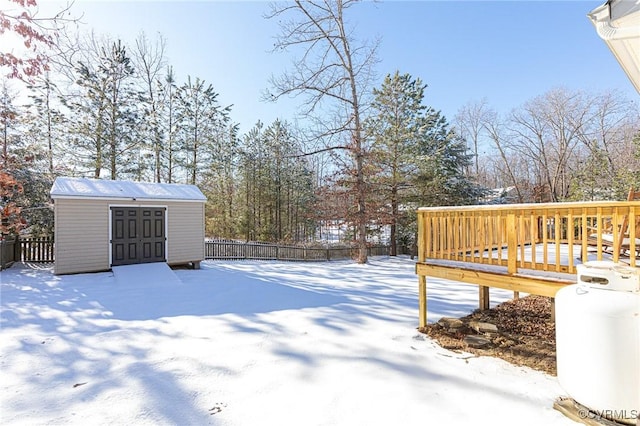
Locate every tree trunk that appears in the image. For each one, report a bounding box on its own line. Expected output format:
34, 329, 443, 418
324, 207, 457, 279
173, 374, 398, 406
390, 186, 398, 256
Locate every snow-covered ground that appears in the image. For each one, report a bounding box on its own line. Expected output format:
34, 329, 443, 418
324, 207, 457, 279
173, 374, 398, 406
0, 257, 574, 425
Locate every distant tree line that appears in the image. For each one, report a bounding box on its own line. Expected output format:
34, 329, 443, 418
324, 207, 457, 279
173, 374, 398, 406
455, 90, 640, 203
1, 0, 639, 263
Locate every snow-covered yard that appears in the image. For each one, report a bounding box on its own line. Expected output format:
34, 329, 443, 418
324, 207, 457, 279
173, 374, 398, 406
0, 257, 574, 425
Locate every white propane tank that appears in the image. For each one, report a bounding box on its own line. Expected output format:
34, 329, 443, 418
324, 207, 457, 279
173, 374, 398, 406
556, 261, 640, 425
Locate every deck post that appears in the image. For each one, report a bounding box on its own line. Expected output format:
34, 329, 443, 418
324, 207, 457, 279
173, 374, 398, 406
417, 211, 428, 327
419, 275, 427, 328
479, 285, 490, 311
506, 212, 517, 274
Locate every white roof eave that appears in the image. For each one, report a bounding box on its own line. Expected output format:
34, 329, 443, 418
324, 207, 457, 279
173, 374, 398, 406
50, 195, 206, 203
50, 177, 207, 202
588, 0, 640, 93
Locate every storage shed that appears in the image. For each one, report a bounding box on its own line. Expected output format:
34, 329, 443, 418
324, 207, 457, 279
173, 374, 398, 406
50, 177, 206, 275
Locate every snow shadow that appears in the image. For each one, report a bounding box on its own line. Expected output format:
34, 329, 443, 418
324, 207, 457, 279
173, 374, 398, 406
0, 259, 556, 425
201, 257, 512, 328
196, 258, 421, 328
0, 262, 350, 324
1, 257, 509, 328
1, 264, 232, 424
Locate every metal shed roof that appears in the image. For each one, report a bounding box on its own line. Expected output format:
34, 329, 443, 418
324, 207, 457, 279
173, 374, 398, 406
50, 177, 206, 201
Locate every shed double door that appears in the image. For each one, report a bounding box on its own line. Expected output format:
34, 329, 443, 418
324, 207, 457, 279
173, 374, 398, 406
111, 207, 166, 266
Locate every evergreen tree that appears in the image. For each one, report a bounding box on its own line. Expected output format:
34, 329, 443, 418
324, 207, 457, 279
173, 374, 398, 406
261, 120, 315, 241
367, 71, 480, 254
412, 111, 480, 206
67, 46, 108, 177
174, 76, 230, 185
367, 71, 426, 255
1, 78, 54, 235
0, 79, 18, 168
99, 40, 138, 180
164, 66, 178, 183
69, 36, 139, 179
26, 72, 66, 177
202, 122, 240, 238
238, 122, 264, 241
236, 120, 316, 242
132, 32, 167, 182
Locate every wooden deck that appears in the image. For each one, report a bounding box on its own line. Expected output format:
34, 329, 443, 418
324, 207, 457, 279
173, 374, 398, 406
415, 200, 640, 327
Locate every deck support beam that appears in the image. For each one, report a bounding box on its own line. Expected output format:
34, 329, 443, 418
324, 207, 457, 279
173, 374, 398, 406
416, 262, 575, 324
416, 262, 571, 297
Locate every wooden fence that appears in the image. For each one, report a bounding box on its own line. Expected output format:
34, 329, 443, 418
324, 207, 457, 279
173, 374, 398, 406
415, 200, 640, 327
20, 236, 55, 263
1, 236, 55, 269
0, 236, 20, 270
0, 237, 388, 269
205, 240, 389, 261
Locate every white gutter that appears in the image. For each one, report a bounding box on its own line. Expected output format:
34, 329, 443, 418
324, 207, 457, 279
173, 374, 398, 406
588, 0, 640, 39
588, 0, 640, 93
590, 15, 640, 40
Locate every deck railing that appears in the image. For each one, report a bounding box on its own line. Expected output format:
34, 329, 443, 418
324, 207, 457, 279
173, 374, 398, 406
415, 200, 640, 327
417, 200, 640, 274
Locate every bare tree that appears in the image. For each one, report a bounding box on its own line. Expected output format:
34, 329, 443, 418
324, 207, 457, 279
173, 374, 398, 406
508, 88, 588, 202
456, 98, 490, 178
481, 109, 527, 202
477, 89, 640, 203
574, 90, 640, 198
266, 0, 378, 263
1, 0, 78, 80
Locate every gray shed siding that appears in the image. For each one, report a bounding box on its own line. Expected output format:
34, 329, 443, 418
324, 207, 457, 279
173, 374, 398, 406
54, 199, 110, 275
165, 202, 205, 265
54, 198, 204, 275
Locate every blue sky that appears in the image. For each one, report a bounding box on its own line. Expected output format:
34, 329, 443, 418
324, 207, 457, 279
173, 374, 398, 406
40, 0, 638, 133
